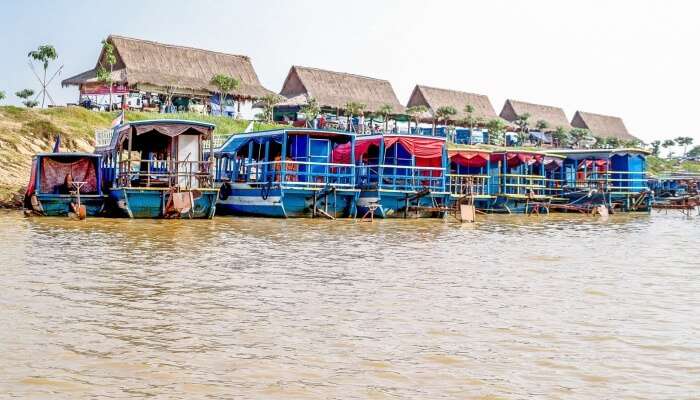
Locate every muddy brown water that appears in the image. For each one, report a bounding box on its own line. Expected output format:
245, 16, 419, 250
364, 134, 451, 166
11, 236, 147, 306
0, 210, 698, 399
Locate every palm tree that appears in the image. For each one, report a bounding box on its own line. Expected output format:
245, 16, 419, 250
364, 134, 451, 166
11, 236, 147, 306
27, 44, 58, 108
210, 74, 240, 117
514, 113, 531, 146
650, 140, 661, 157
552, 126, 569, 147
406, 105, 428, 134
259, 94, 281, 123
463, 104, 476, 132
569, 128, 591, 149
300, 97, 321, 127
345, 102, 366, 133
662, 139, 676, 159
486, 118, 507, 146
675, 136, 694, 157
378, 104, 393, 132
434, 106, 457, 136
96, 39, 117, 111
0, 90, 5, 102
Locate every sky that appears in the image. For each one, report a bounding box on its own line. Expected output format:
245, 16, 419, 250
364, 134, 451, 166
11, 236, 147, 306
1, 0, 698, 148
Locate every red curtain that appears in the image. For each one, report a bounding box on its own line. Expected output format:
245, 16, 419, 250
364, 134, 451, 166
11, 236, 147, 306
40, 158, 97, 193
26, 159, 37, 196
333, 136, 445, 164
450, 151, 489, 168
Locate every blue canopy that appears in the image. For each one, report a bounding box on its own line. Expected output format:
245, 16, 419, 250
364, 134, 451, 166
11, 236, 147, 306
219, 133, 284, 154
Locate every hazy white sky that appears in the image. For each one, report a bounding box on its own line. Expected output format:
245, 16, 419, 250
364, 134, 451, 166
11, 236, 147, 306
1, 0, 698, 145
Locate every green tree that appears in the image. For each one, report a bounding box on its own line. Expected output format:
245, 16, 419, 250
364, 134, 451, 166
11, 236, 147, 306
16, 89, 38, 108
0, 90, 5, 102
662, 139, 676, 159
300, 97, 321, 127
406, 105, 428, 134
674, 136, 694, 157
210, 74, 240, 117
486, 118, 508, 146
344, 101, 366, 133
624, 138, 642, 148
535, 119, 548, 131
377, 103, 393, 132
96, 39, 117, 111
569, 128, 591, 148
687, 145, 700, 158
27, 44, 58, 108
463, 104, 476, 132
649, 140, 661, 157
514, 113, 531, 146
552, 126, 569, 147
434, 106, 457, 136
257, 94, 281, 123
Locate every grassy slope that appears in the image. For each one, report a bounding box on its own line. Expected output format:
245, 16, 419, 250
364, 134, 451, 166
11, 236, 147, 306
647, 155, 700, 175
0, 106, 282, 204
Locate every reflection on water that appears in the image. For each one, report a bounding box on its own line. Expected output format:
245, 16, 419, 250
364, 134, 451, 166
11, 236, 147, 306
1, 211, 699, 399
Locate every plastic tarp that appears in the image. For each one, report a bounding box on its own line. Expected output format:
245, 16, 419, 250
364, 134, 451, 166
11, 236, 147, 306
579, 159, 608, 169
220, 134, 283, 154
449, 150, 490, 168
40, 157, 97, 194
529, 131, 552, 144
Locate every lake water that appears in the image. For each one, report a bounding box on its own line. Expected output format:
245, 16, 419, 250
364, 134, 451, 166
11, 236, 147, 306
0, 210, 698, 399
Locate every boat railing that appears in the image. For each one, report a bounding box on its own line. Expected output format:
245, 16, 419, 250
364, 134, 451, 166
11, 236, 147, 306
94, 128, 113, 148
203, 135, 232, 150
568, 170, 648, 194
499, 173, 549, 197
358, 164, 446, 192
242, 160, 356, 188
117, 159, 213, 189
447, 174, 490, 196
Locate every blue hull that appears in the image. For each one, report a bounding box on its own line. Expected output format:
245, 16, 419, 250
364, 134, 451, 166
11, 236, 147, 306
108, 188, 218, 219
216, 184, 358, 218
33, 194, 105, 216
357, 190, 448, 218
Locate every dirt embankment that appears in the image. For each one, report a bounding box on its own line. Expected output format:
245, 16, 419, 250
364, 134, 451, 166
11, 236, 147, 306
0, 106, 111, 207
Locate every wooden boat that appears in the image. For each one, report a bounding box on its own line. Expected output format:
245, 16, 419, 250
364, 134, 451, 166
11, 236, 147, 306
351, 134, 450, 218
95, 120, 219, 219
548, 148, 652, 212
24, 152, 106, 216
446, 146, 495, 210
211, 128, 359, 218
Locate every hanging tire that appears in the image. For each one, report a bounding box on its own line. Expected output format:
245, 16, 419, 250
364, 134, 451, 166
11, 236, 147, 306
219, 182, 232, 200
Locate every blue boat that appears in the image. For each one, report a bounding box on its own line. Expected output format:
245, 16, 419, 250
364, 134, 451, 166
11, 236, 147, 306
353, 134, 449, 218
95, 120, 219, 219
24, 152, 106, 216
211, 128, 359, 218
446, 146, 495, 210
548, 148, 652, 212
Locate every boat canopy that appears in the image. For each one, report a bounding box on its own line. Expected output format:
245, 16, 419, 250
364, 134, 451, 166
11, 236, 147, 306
449, 150, 490, 168
548, 148, 650, 161
27, 153, 102, 196
217, 129, 354, 156
333, 135, 444, 164
100, 119, 215, 152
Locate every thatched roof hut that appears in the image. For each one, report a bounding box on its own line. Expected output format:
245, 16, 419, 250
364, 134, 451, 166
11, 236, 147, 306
406, 85, 498, 123
571, 111, 637, 141
62, 35, 273, 99
279, 66, 405, 114
499, 99, 571, 131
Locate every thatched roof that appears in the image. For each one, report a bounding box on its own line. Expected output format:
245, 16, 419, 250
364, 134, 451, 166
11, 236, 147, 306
499, 99, 571, 131
62, 35, 274, 99
279, 66, 405, 114
406, 85, 498, 122
571, 111, 637, 141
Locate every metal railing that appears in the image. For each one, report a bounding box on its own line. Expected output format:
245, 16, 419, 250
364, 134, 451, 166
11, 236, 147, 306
241, 160, 356, 188
117, 159, 213, 188
447, 174, 490, 196
358, 164, 446, 192
565, 170, 648, 194
499, 173, 549, 197
94, 128, 113, 148
203, 135, 232, 150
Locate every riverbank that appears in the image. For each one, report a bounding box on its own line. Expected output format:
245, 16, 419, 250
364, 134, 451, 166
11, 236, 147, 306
0, 106, 281, 207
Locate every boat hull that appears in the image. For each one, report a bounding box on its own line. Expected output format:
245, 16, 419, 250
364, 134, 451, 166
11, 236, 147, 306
32, 194, 106, 216
216, 184, 359, 218
108, 188, 218, 219
357, 189, 449, 218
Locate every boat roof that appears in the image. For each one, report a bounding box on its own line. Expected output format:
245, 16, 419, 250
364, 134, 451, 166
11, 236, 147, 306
116, 119, 216, 130
34, 152, 100, 158
216, 128, 355, 154
548, 148, 650, 157
357, 133, 447, 141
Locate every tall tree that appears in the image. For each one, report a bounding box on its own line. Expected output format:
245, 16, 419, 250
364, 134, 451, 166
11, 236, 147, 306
378, 104, 393, 132
569, 128, 591, 148
16, 89, 38, 108
463, 104, 476, 132
649, 140, 661, 157
0, 90, 5, 102
662, 139, 676, 159
687, 145, 700, 158
535, 119, 548, 131
675, 136, 694, 156
300, 97, 321, 127
96, 39, 117, 111
344, 102, 366, 133
27, 44, 58, 108
258, 94, 281, 123
434, 106, 457, 136
514, 113, 531, 145
406, 105, 428, 134
210, 74, 240, 117
552, 126, 569, 147
486, 118, 507, 146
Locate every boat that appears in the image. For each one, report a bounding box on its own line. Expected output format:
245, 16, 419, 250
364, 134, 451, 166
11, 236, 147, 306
95, 119, 219, 218
24, 152, 106, 216
351, 134, 450, 218
446, 146, 495, 210
211, 128, 359, 218
548, 148, 652, 212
